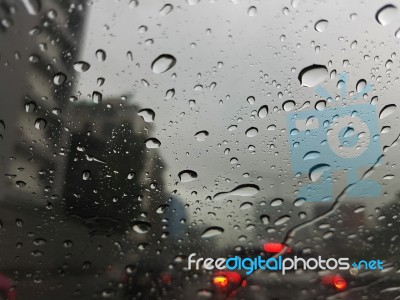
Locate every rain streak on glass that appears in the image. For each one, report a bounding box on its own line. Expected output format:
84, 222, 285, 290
213, 184, 260, 201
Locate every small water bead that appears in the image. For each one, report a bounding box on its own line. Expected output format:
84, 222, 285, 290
145, 138, 161, 149
245, 127, 258, 137
96, 49, 106, 61
53, 72, 66, 85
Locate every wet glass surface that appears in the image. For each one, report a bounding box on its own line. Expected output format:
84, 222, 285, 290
1, 0, 400, 299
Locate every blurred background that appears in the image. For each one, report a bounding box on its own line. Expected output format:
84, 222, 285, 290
0, 0, 400, 299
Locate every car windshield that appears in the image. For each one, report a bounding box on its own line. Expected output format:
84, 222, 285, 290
1, 0, 400, 299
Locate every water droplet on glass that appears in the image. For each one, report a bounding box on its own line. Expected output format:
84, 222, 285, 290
309, 164, 330, 181
96, 49, 106, 62
228, 125, 237, 131
160, 4, 173, 16
194, 84, 203, 91
315, 100, 326, 111
132, 221, 151, 234
245, 127, 258, 137
52, 108, 61, 115
29, 54, 40, 63
201, 226, 223, 238
92, 91, 102, 104
73, 61, 90, 72
47, 9, 57, 19
240, 202, 253, 210
356, 79, 366, 93
178, 170, 198, 182
353, 206, 365, 213
314, 19, 328, 32
145, 138, 161, 149
16, 181, 26, 188
294, 198, 305, 206
274, 215, 290, 226
298, 65, 328, 87
258, 105, 268, 118
248, 6, 257, 16
283, 100, 295, 111
396, 28, 400, 38
33, 238, 47, 246
186, 0, 200, 5
25, 101, 36, 113
303, 151, 320, 160
343, 126, 355, 138
197, 290, 213, 298
141, 79, 149, 87
151, 54, 176, 74
381, 126, 391, 133
53, 72, 66, 85
82, 171, 91, 180
379, 104, 396, 119
137, 109, 155, 122
247, 96, 255, 104
213, 184, 259, 200
97, 77, 105, 87
376, 4, 398, 26
156, 205, 169, 214
129, 0, 139, 8
194, 130, 209, 141
282, 7, 289, 15
34, 118, 47, 130
270, 198, 283, 207
260, 215, 269, 224
165, 88, 175, 99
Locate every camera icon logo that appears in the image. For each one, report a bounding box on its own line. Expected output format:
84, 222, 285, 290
287, 73, 381, 202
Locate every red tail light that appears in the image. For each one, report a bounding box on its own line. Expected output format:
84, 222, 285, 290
333, 275, 347, 291
322, 274, 347, 291
161, 273, 172, 285
213, 275, 228, 288
263, 242, 292, 253
212, 271, 242, 289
